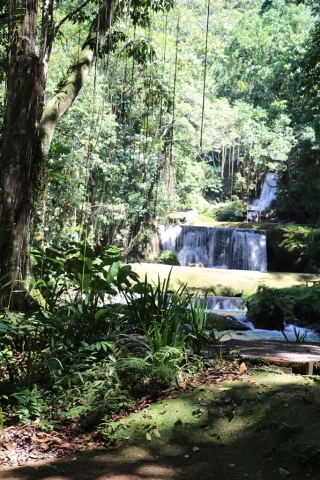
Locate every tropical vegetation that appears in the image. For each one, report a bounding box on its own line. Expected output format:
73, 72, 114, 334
1, 0, 320, 465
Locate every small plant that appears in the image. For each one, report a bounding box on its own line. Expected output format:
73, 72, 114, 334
280, 326, 308, 342
183, 292, 217, 354
244, 285, 288, 330
29, 241, 138, 348
11, 387, 44, 424
149, 250, 180, 266
121, 269, 190, 338
214, 348, 224, 366
293, 326, 308, 342
213, 201, 245, 222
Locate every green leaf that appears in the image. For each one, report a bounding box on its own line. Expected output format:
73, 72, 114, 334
94, 308, 109, 320
77, 273, 91, 290
52, 144, 71, 155
105, 261, 120, 284
279, 468, 290, 476
117, 265, 132, 283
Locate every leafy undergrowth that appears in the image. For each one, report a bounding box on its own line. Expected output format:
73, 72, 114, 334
0, 359, 244, 467
2, 362, 320, 480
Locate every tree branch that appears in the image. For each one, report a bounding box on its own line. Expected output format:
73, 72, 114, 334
40, 0, 117, 157
54, 0, 93, 36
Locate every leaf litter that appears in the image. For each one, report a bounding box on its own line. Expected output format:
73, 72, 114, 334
3, 358, 313, 480
0, 359, 248, 467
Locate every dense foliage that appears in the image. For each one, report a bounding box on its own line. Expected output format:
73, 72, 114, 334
11, 0, 315, 253
246, 284, 320, 332
1, 0, 320, 441
0, 242, 217, 428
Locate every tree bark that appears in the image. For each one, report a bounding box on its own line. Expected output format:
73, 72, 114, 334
0, 0, 44, 307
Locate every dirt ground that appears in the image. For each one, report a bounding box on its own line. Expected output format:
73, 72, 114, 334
1, 368, 320, 480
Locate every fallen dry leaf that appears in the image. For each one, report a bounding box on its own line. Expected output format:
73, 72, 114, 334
39, 443, 49, 451
58, 442, 71, 449
33, 436, 51, 443
239, 362, 247, 374
3, 442, 16, 451
51, 436, 63, 444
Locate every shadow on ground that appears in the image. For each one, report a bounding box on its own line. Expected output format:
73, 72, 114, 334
1, 371, 320, 480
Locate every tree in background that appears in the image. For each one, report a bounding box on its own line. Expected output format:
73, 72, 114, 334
0, 0, 319, 308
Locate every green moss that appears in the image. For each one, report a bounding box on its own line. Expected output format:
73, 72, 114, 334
98, 371, 320, 480
131, 263, 316, 295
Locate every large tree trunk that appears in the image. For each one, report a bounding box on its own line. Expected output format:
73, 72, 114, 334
0, 0, 44, 308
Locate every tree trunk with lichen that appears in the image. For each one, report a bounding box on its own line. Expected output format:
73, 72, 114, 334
0, 0, 44, 308
0, 0, 116, 308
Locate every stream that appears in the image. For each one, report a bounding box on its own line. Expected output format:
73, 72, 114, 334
218, 317, 320, 343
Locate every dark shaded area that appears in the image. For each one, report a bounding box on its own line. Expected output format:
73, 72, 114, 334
1, 373, 320, 480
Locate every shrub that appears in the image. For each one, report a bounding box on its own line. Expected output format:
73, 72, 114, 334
245, 285, 320, 330
245, 286, 288, 330
214, 201, 245, 222
149, 250, 180, 266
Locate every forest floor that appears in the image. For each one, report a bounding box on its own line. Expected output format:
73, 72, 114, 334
1, 355, 320, 480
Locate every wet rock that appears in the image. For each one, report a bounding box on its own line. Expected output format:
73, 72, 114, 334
206, 313, 249, 331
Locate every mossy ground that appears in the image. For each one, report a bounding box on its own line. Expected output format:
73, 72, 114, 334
2, 369, 320, 480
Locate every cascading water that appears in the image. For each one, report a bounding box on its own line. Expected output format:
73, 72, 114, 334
160, 225, 267, 271
250, 172, 278, 212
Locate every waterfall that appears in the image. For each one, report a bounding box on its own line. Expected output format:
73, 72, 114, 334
206, 296, 245, 311
251, 172, 278, 211
160, 225, 267, 271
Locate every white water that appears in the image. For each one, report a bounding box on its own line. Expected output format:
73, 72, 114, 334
160, 226, 267, 271
206, 296, 245, 311
218, 316, 320, 343
250, 172, 278, 213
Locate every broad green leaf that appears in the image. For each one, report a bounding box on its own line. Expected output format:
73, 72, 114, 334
117, 265, 132, 283
105, 261, 120, 284
94, 308, 109, 320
